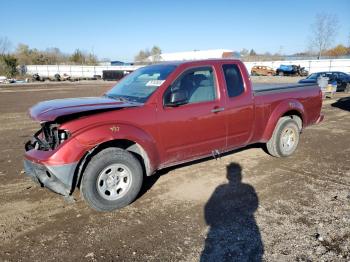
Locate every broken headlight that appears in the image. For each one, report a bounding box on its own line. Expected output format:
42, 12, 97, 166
25, 123, 70, 151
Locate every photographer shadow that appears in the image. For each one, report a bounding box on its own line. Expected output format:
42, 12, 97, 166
201, 163, 264, 262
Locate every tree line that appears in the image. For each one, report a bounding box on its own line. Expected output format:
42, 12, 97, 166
240, 44, 350, 62
134, 46, 162, 64
0, 38, 99, 77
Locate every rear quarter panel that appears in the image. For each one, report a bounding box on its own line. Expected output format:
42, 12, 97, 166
252, 85, 322, 142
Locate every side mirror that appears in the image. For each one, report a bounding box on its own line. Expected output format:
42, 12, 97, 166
165, 89, 188, 107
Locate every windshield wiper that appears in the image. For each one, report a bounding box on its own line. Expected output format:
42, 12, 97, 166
104, 94, 129, 102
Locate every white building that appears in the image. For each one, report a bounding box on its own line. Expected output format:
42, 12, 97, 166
149, 49, 234, 62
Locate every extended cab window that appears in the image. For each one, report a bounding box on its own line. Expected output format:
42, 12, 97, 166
164, 67, 216, 106
222, 64, 244, 97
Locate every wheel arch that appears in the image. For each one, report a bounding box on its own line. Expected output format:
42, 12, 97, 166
68, 121, 162, 194
71, 138, 155, 194
282, 110, 303, 130
261, 100, 305, 142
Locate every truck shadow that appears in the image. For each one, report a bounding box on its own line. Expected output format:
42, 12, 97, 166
200, 163, 264, 261
331, 96, 350, 112
138, 144, 266, 199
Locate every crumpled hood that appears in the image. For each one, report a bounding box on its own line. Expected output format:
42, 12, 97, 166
29, 96, 142, 122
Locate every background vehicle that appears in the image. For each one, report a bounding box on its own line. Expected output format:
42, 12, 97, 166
299, 71, 350, 92
103, 70, 132, 81
24, 59, 323, 212
251, 65, 275, 76
276, 64, 308, 76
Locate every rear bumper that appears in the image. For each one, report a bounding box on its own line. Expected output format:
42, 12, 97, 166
24, 159, 77, 196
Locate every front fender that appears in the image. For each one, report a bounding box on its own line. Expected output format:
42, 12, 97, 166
73, 122, 160, 174
261, 99, 305, 142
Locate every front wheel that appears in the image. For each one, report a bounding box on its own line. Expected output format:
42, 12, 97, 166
81, 148, 143, 212
266, 117, 300, 157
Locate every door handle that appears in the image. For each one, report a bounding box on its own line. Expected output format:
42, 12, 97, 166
211, 107, 225, 113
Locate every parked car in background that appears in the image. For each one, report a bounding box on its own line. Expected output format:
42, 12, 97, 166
298, 71, 350, 92
276, 65, 308, 76
251, 65, 275, 76
103, 70, 133, 81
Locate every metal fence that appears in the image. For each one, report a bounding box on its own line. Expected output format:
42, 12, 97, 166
25, 59, 350, 77
25, 65, 142, 78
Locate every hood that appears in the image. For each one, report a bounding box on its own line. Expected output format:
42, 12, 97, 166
29, 96, 142, 122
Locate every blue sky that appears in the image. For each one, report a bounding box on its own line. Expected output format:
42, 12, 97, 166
1, 0, 349, 61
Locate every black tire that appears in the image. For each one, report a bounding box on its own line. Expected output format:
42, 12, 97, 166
81, 147, 143, 212
54, 74, 61, 81
278, 71, 284, 76
266, 116, 300, 157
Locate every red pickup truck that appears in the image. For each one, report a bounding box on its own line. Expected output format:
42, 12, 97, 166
24, 59, 323, 211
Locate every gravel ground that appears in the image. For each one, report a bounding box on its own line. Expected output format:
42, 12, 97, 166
0, 79, 349, 261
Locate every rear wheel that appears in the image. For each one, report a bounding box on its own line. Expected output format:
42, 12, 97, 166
266, 116, 300, 157
278, 71, 284, 76
81, 148, 143, 211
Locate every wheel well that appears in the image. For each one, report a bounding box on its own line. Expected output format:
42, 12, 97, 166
282, 110, 303, 130
71, 139, 151, 193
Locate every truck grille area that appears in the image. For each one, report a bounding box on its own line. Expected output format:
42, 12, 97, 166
25, 123, 69, 151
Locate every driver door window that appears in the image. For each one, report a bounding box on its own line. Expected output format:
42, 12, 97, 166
164, 67, 217, 106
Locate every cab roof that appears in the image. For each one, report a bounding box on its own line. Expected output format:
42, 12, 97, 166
149, 59, 242, 67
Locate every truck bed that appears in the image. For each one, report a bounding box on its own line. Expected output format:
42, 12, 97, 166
253, 83, 317, 94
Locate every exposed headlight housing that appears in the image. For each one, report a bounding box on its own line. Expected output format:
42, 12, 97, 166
25, 123, 70, 151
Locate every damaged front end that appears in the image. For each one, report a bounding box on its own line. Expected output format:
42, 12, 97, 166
25, 122, 70, 151
23, 96, 141, 198
24, 122, 77, 197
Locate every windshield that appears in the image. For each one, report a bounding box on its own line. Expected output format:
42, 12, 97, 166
106, 64, 177, 103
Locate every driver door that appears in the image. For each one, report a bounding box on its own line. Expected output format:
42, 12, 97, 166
156, 66, 227, 166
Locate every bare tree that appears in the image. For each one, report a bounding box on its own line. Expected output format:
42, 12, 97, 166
134, 46, 162, 63
69, 49, 85, 64
310, 13, 339, 58
150, 46, 162, 62
240, 48, 249, 57
0, 37, 11, 54
249, 49, 257, 56
134, 49, 150, 63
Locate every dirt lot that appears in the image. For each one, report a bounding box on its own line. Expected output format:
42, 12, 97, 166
0, 80, 349, 261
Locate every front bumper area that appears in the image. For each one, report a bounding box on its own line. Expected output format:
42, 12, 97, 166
24, 159, 77, 196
